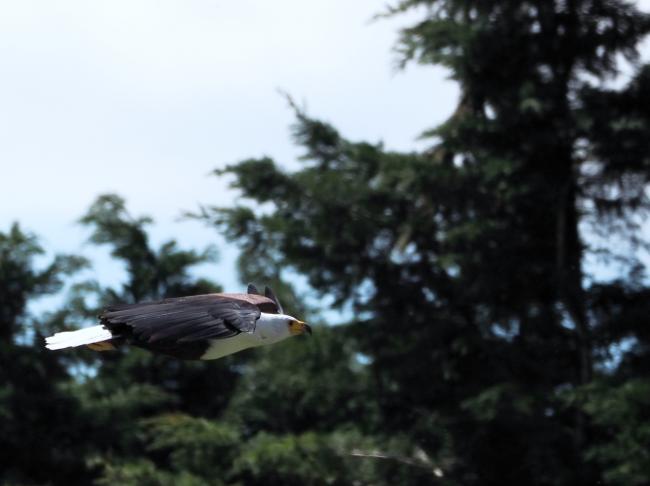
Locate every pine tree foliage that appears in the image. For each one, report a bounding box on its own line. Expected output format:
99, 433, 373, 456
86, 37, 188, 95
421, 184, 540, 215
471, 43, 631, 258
0, 223, 89, 484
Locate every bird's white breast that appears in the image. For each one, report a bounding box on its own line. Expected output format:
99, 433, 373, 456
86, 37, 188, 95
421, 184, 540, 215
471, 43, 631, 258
200, 332, 262, 360
199, 312, 291, 360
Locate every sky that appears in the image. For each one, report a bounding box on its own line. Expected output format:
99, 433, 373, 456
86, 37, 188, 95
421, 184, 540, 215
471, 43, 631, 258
0, 0, 457, 298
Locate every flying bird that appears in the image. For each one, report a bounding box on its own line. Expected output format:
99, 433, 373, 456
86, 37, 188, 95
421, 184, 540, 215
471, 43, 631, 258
45, 284, 310, 360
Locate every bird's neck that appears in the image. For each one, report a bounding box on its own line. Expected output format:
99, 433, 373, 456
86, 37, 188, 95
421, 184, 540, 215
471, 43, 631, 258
255, 313, 291, 343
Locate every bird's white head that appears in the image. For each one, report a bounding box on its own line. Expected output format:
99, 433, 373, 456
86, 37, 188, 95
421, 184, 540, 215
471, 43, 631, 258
257, 312, 312, 342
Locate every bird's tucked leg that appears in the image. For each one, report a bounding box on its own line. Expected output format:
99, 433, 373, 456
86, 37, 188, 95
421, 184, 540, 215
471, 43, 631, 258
86, 340, 116, 351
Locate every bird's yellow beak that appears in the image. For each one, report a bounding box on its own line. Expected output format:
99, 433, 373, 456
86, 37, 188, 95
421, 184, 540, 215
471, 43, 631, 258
289, 319, 312, 336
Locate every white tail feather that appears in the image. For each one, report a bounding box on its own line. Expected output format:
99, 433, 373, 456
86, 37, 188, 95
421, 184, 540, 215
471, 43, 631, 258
45, 325, 113, 350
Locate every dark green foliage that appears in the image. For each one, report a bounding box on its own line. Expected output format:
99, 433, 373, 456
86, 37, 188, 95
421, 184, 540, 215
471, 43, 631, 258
567, 379, 650, 485
0, 224, 89, 484
224, 325, 377, 435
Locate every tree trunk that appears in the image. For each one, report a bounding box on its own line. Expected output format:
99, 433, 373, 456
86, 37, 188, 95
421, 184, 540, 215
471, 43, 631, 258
557, 177, 592, 452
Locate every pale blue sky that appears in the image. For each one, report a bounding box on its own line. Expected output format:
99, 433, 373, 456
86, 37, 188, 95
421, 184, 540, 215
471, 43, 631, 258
0, 1, 457, 297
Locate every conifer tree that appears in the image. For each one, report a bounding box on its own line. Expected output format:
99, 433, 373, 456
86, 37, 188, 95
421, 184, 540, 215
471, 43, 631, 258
204, 1, 650, 483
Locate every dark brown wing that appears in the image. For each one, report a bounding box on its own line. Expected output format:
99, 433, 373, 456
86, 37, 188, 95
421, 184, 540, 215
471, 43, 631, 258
100, 294, 261, 345
215, 292, 280, 313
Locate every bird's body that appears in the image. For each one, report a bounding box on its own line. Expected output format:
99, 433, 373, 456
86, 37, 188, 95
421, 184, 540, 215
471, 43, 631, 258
201, 312, 296, 359
45, 285, 310, 360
